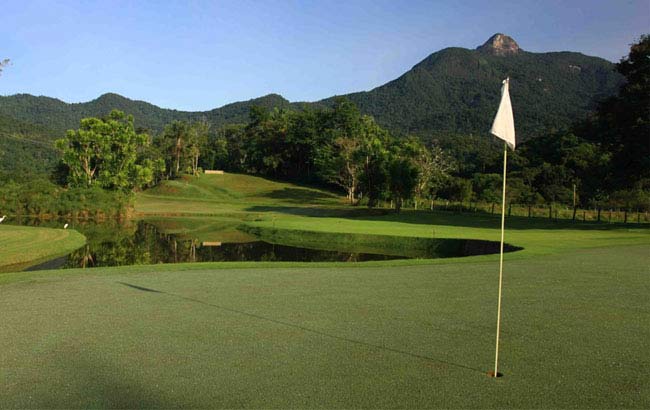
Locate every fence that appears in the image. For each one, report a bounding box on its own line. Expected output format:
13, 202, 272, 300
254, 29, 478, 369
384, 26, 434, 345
376, 198, 650, 224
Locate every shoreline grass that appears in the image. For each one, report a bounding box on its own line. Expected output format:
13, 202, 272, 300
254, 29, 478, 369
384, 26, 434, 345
0, 225, 86, 272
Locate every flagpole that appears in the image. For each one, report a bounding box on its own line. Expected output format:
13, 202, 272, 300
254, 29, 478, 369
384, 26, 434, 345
493, 142, 508, 377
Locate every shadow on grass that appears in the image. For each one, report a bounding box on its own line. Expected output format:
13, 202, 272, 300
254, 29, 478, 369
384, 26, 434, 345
118, 282, 163, 293
28, 354, 174, 408
119, 281, 484, 375
246, 205, 631, 231
246, 205, 389, 218
256, 187, 341, 204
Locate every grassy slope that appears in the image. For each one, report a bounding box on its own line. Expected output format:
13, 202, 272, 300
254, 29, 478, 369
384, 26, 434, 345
136, 174, 650, 261
0, 225, 86, 272
2, 174, 649, 408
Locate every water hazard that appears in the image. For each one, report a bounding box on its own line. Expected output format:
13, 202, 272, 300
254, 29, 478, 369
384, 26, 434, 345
15, 218, 521, 271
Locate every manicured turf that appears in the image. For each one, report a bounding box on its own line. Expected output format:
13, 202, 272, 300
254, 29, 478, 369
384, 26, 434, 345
2, 173, 649, 408
0, 224, 86, 272
1, 245, 648, 408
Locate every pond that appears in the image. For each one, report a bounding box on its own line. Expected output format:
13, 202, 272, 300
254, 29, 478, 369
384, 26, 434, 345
14, 218, 521, 271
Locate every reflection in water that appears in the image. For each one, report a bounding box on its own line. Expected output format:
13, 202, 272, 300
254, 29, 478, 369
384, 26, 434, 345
16, 218, 521, 272
20, 219, 407, 271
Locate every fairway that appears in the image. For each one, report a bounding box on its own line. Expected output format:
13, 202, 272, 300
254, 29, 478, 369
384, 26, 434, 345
1, 244, 648, 408
0, 225, 86, 272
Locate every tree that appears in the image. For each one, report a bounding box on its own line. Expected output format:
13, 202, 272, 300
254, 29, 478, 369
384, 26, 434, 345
579, 35, 650, 190
472, 173, 502, 213
439, 177, 473, 205
315, 99, 365, 204
162, 120, 190, 177
358, 115, 390, 208
55, 110, 155, 191
407, 139, 454, 208
331, 136, 362, 204
187, 119, 210, 175
216, 124, 247, 171
388, 157, 419, 212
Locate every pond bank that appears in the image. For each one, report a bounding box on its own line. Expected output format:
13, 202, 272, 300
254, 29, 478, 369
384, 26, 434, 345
0, 225, 86, 272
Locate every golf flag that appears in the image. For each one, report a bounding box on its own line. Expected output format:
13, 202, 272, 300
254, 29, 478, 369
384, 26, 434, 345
490, 78, 516, 150
489, 77, 515, 378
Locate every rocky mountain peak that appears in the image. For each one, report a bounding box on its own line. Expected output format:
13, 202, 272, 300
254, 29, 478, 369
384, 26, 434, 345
477, 33, 521, 56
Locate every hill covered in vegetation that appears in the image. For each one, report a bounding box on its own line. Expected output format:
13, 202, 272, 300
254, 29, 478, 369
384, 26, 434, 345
0, 34, 622, 141
0, 93, 294, 136
330, 34, 622, 139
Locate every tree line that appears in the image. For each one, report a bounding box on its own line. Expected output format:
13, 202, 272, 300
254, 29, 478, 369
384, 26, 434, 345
3, 35, 648, 219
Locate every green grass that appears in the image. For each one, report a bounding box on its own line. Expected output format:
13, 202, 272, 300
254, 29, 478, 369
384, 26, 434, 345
2, 173, 649, 408
0, 224, 86, 272
0, 245, 648, 408
136, 173, 344, 216
136, 174, 650, 263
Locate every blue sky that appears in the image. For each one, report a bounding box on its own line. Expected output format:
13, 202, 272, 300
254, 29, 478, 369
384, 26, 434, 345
1, 0, 648, 111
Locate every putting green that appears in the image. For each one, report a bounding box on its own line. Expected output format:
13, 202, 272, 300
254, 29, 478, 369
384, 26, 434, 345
0, 244, 648, 408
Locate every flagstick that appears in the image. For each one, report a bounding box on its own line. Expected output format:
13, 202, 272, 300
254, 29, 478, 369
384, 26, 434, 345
493, 142, 508, 377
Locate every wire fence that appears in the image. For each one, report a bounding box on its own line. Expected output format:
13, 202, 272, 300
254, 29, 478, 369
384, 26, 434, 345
378, 198, 650, 225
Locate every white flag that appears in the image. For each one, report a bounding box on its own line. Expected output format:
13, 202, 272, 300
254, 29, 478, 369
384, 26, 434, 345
490, 78, 516, 150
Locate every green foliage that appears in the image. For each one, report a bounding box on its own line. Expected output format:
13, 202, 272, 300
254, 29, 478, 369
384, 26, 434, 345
388, 157, 419, 212
56, 110, 156, 191
577, 34, 650, 190
0, 93, 293, 138
0, 37, 644, 216
0, 175, 131, 217
0, 113, 59, 175
0, 42, 623, 154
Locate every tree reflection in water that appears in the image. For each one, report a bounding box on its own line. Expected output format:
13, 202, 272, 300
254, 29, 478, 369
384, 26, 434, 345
17, 218, 519, 272
57, 220, 407, 269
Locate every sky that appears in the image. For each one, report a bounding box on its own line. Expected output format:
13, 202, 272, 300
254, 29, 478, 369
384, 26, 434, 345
1, 0, 648, 111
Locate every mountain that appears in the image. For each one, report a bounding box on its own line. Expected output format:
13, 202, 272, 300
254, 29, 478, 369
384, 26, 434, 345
322, 33, 623, 139
0, 92, 294, 136
0, 34, 624, 142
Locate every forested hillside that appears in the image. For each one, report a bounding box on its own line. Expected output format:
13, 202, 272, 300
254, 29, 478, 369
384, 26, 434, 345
333, 44, 621, 139
0, 93, 295, 136
0, 34, 622, 142
0, 113, 59, 174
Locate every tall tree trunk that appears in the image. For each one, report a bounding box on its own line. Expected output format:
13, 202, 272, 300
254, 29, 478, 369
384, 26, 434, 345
347, 187, 355, 205
175, 137, 182, 175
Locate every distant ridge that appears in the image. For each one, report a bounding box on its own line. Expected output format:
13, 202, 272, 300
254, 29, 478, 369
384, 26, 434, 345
0, 34, 623, 140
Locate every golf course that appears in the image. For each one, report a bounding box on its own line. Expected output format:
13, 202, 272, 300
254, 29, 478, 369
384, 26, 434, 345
1, 174, 648, 408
